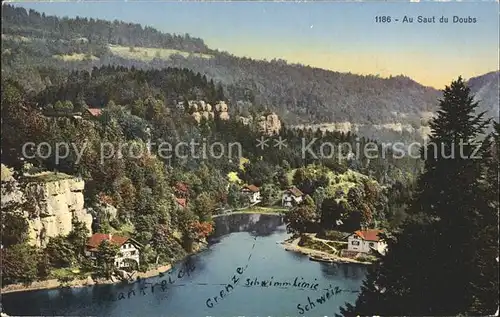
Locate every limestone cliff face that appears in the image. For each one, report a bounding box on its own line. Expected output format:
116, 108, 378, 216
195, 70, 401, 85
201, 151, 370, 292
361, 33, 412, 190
188, 100, 229, 122
257, 113, 282, 136
237, 112, 282, 135
1, 174, 93, 247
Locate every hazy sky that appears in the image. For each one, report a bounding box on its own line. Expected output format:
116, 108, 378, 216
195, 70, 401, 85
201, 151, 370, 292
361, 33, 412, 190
11, 1, 500, 88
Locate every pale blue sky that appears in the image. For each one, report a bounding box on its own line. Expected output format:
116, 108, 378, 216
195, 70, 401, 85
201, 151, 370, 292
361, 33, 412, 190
9, 1, 500, 88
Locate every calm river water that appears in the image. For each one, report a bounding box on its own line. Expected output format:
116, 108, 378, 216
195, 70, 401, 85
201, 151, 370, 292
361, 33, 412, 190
1, 213, 367, 316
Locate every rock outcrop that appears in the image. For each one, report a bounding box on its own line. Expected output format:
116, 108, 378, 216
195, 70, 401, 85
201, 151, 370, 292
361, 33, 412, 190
214, 101, 230, 120
257, 112, 282, 135
1, 170, 93, 247
187, 100, 230, 123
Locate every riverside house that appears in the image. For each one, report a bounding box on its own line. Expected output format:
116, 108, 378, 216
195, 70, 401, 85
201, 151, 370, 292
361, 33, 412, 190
85, 233, 142, 269
282, 186, 304, 208
347, 229, 387, 255
241, 184, 261, 204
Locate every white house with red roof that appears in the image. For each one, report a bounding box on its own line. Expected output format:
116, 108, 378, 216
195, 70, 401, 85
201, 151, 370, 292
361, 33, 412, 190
282, 186, 304, 207
347, 229, 387, 255
241, 184, 261, 204
85, 233, 142, 269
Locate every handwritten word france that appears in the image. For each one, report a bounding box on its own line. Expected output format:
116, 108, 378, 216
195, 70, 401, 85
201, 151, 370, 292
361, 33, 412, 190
101, 261, 196, 302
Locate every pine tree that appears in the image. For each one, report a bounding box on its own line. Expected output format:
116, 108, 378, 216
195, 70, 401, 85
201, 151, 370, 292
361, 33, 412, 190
340, 77, 497, 315
468, 121, 499, 314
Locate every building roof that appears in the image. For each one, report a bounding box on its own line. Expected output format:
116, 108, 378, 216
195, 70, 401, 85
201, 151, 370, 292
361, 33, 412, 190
241, 184, 259, 192
87, 108, 103, 117
286, 186, 303, 197
175, 197, 187, 208
86, 233, 128, 251
353, 229, 384, 242
175, 182, 189, 193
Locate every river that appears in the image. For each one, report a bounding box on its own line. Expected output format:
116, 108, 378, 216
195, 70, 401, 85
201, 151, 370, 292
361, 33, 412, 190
1, 213, 367, 316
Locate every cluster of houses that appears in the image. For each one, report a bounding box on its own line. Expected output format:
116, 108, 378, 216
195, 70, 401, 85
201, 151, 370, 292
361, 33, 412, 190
83, 227, 387, 270
82, 176, 385, 269
239, 184, 305, 207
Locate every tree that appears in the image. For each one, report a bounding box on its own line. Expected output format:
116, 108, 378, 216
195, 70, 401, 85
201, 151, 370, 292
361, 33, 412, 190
285, 198, 317, 234
468, 121, 499, 314
239, 160, 274, 187
62, 100, 74, 113
95, 240, 119, 279
1, 204, 29, 248
320, 197, 343, 229
1, 243, 39, 285
151, 224, 186, 263
227, 183, 245, 208
193, 192, 216, 222
67, 217, 90, 259
45, 236, 76, 268
341, 77, 497, 316
181, 221, 213, 252
260, 183, 280, 206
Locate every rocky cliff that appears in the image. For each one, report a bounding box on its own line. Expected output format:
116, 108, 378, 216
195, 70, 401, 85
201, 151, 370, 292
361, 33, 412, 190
257, 112, 282, 135
1, 170, 93, 247
187, 100, 230, 122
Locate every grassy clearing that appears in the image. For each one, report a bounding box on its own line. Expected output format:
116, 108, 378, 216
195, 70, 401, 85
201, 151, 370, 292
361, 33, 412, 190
356, 254, 378, 262
52, 53, 99, 61
23, 171, 74, 183
325, 241, 348, 251
317, 230, 350, 241
111, 222, 135, 237
50, 267, 90, 282
287, 167, 371, 202
298, 235, 337, 254
109, 44, 213, 61
239, 206, 286, 214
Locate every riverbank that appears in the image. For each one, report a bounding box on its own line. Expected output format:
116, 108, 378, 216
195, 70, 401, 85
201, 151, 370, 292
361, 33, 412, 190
1, 244, 207, 294
212, 206, 286, 218
281, 237, 372, 265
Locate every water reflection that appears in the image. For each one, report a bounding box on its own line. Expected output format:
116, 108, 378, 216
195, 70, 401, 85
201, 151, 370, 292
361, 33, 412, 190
210, 213, 285, 239
2, 212, 367, 317
320, 262, 367, 280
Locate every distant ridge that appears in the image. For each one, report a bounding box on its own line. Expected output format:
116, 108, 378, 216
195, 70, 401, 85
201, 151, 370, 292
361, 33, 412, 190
2, 4, 496, 143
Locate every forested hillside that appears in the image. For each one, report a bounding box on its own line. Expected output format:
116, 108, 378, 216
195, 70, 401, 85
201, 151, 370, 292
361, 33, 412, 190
467, 71, 500, 122
1, 4, 447, 144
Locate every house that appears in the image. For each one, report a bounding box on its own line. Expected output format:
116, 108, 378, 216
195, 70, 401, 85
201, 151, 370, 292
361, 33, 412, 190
282, 186, 304, 207
347, 229, 387, 255
175, 197, 187, 209
174, 182, 189, 198
241, 184, 261, 204
85, 108, 103, 119
85, 233, 142, 269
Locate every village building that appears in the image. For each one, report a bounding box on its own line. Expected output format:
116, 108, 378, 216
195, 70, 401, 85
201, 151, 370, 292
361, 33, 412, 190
241, 184, 261, 204
85, 233, 142, 269
174, 182, 189, 198
175, 197, 187, 209
282, 186, 304, 207
347, 229, 387, 255
85, 108, 103, 118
